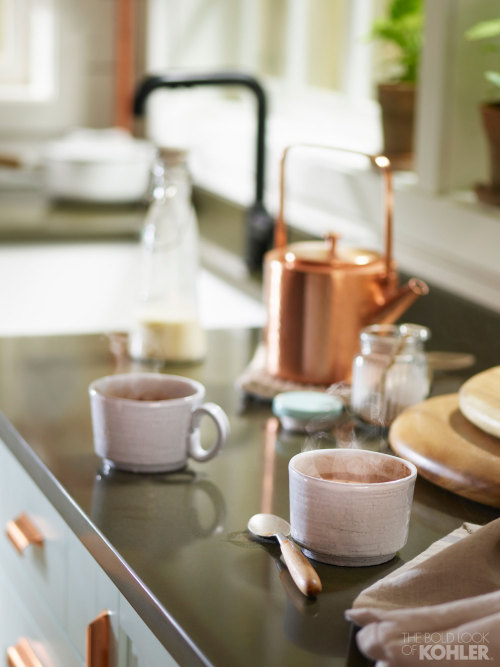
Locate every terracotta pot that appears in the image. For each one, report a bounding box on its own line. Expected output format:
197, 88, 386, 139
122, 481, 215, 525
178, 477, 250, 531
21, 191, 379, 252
474, 103, 500, 205
377, 82, 416, 170
480, 103, 500, 189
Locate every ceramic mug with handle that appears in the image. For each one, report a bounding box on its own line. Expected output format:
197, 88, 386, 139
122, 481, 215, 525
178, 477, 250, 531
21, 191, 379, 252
89, 372, 230, 473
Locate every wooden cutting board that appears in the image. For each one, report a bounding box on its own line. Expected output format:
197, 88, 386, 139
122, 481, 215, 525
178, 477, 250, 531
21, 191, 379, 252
389, 394, 500, 508
459, 366, 500, 438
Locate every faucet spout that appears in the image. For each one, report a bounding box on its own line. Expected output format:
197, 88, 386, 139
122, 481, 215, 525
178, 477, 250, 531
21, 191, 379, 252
133, 71, 273, 271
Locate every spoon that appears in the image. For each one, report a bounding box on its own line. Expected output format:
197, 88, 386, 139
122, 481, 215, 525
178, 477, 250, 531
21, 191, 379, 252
247, 513, 322, 598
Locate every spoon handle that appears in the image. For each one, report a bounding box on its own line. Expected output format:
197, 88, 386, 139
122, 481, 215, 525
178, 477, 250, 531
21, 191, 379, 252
278, 536, 322, 597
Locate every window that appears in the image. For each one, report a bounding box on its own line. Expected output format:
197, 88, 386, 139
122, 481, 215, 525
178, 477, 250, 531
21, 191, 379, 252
148, 0, 387, 98
0, 0, 55, 102
0, 0, 497, 311
0, 0, 30, 87
145, 0, 500, 312
145, 0, 385, 206
0, 0, 118, 135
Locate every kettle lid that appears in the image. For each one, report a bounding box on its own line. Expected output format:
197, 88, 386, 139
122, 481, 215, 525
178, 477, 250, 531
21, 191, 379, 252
286, 236, 381, 267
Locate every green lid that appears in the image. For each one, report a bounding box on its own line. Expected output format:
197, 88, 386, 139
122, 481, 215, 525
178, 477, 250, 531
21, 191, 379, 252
272, 391, 343, 422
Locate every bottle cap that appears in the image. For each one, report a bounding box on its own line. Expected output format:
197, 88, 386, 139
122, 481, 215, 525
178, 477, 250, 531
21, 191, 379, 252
158, 147, 188, 165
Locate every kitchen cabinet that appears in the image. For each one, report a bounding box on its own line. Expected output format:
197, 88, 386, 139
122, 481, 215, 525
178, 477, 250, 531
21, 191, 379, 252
66, 528, 120, 664
0, 442, 67, 622
0, 439, 177, 667
0, 441, 81, 665
119, 596, 177, 667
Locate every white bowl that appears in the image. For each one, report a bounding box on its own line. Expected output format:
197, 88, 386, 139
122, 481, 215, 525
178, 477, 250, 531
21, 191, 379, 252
44, 157, 153, 203
43, 128, 154, 203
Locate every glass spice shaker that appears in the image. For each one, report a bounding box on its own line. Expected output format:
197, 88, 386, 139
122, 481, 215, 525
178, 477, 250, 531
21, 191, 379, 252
128, 147, 206, 363
350, 323, 431, 427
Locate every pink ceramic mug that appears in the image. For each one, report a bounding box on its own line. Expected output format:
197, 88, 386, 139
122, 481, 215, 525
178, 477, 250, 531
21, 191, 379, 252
289, 448, 417, 566
89, 373, 230, 473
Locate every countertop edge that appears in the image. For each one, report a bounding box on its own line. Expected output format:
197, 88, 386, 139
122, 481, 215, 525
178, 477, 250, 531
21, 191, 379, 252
0, 410, 211, 667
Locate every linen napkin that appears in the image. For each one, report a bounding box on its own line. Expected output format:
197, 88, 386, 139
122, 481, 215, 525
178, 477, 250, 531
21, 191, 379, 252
345, 518, 500, 665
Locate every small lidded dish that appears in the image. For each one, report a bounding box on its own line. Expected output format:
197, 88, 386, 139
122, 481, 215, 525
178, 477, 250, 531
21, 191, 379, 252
272, 391, 343, 433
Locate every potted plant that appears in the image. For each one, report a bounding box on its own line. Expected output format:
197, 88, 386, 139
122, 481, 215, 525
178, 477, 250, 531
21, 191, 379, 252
465, 18, 500, 205
369, 0, 423, 169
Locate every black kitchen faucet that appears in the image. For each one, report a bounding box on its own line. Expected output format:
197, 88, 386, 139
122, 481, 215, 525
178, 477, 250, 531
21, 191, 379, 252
133, 71, 274, 272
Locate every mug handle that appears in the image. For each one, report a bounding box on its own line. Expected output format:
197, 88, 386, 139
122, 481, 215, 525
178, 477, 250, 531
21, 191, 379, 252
188, 402, 230, 462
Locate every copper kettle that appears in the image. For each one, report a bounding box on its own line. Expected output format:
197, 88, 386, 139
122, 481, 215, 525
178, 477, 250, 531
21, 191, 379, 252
264, 144, 429, 386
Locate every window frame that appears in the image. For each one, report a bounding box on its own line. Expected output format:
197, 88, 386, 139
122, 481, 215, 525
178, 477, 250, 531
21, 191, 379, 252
0, 0, 30, 86
0, 0, 56, 103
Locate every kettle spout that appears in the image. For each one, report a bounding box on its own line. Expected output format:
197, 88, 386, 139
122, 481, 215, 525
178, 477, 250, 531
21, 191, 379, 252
369, 278, 429, 325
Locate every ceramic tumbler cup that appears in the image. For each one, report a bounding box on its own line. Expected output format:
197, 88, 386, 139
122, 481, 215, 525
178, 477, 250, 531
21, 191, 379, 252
289, 448, 417, 566
89, 373, 230, 473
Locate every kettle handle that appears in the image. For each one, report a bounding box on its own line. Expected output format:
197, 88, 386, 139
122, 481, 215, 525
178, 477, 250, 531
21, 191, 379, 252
275, 145, 394, 279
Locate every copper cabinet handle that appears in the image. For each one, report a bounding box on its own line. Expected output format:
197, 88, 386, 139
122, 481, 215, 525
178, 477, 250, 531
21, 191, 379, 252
7, 638, 44, 667
86, 610, 111, 667
6, 513, 44, 554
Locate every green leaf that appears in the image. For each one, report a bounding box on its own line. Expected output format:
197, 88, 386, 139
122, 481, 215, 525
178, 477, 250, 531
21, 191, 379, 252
485, 70, 500, 89
369, 0, 423, 83
390, 0, 421, 22
466, 19, 500, 41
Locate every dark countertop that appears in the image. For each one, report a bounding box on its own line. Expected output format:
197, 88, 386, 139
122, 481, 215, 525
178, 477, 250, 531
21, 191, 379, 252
0, 182, 499, 664
0, 326, 499, 667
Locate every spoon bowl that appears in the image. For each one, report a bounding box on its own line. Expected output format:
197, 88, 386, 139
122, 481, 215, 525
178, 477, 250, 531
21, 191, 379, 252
248, 513, 291, 540
248, 512, 322, 597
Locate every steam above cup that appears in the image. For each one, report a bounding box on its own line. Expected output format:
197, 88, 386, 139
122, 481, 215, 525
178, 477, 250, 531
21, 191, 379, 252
89, 373, 230, 473
289, 448, 417, 566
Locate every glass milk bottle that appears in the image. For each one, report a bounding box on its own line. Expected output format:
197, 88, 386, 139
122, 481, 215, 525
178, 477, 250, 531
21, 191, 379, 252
350, 323, 431, 427
128, 148, 206, 363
